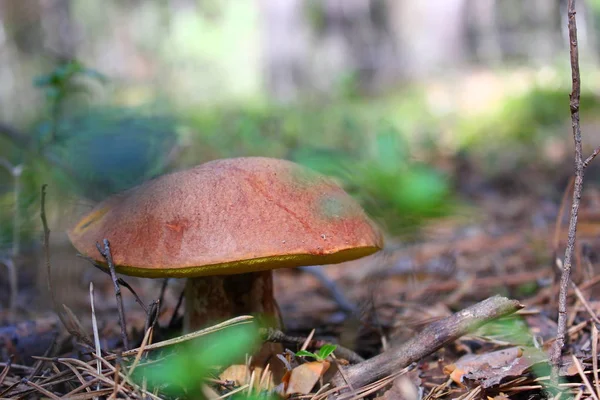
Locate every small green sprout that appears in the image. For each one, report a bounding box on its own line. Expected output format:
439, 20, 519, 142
295, 344, 337, 362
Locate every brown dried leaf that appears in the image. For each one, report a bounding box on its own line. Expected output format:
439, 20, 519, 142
285, 360, 330, 395
448, 347, 546, 388
219, 364, 273, 390
219, 364, 250, 386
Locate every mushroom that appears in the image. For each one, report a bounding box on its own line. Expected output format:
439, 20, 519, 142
68, 157, 383, 332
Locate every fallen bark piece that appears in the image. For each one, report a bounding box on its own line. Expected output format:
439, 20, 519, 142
330, 295, 523, 391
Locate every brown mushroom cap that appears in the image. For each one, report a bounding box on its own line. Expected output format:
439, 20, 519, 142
68, 157, 383, 278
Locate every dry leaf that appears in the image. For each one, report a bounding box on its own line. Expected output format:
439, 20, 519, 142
220, 364, 250, 386
448, 347, 546, 388
285, 360, 330, 395
220, 365, 274, 390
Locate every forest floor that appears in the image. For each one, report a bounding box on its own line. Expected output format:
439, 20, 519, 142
2, 155, 600, 399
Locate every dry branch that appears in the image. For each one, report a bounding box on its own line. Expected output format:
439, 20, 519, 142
551, 0, 600, 374
96, 239, 130, 350
330, 295, 523, 391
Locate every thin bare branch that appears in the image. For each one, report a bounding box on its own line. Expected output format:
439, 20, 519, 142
330, 295, 523, 391
584, 146, 600, 168
551, 0, 590, 376
96, 239, 130, 350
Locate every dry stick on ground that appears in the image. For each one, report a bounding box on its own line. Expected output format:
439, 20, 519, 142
96, 239, 130, 350
330, 295, 523, 391
551, 0, 600, 374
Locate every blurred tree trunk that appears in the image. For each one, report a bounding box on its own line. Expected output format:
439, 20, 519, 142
259, 0, 597, 101
0, 0, 44, 123
39, 0, 78, 60
0, 0, 44, 55
259, 0, 404, 100
259, 0, 469, 100
259, 0, 308, 102
387, 0, 467, 78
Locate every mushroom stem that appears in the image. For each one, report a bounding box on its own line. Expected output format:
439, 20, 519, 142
183, 270, 281, 332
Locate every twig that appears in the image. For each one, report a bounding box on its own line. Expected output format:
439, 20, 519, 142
144, 300, 160, 335
584, 146, 600, 168
572, 354, 600, 400
77, 254, 148, 314
168, 288, 185, 329
330, 295, 523, 391
0, 358, 12, 387
96, 239, 130, 350
41, 185, 72, 336
23, 378, 61, 400
158, 278, 169, 308
593, 324, 600, 399
551, 0, 600, 375
147, 277, 169, 330
89, 282, 102, 391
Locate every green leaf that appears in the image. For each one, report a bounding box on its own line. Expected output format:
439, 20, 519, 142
316, 344, 337, 360
295, 350, 317, 359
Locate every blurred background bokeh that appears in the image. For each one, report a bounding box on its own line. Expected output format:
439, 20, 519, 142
2, 0, 600, 318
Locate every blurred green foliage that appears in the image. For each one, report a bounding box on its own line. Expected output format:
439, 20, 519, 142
182, 99, 452, 237
45, 107, 180, 201
33, 60, 107, 147
32, 61, 179, 201
0, 166, 45, 250
460, 86, 599, 146
7, 59, 597, 252
133, 324, 264, 398
0, 61, 180, 252
477, 315, 564, 395
458, 85, 600, 174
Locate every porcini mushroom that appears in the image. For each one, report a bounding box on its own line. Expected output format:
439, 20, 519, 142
68, 157, 383, 332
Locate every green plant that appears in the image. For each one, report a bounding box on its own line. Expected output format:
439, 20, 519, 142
296, 344, 337, 362
457, 85, 600, 174
293, 127, 453, 236
134, 324, 261, 397
33, 59, 107, 148
183, 101, 453, 237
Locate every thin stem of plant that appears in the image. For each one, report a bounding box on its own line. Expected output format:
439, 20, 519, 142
40, 185, 70, 334
97, 239, 130, 350
551, 0, 600, 375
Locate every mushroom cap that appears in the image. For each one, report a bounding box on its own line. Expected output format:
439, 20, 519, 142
68, 157, 383, 278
